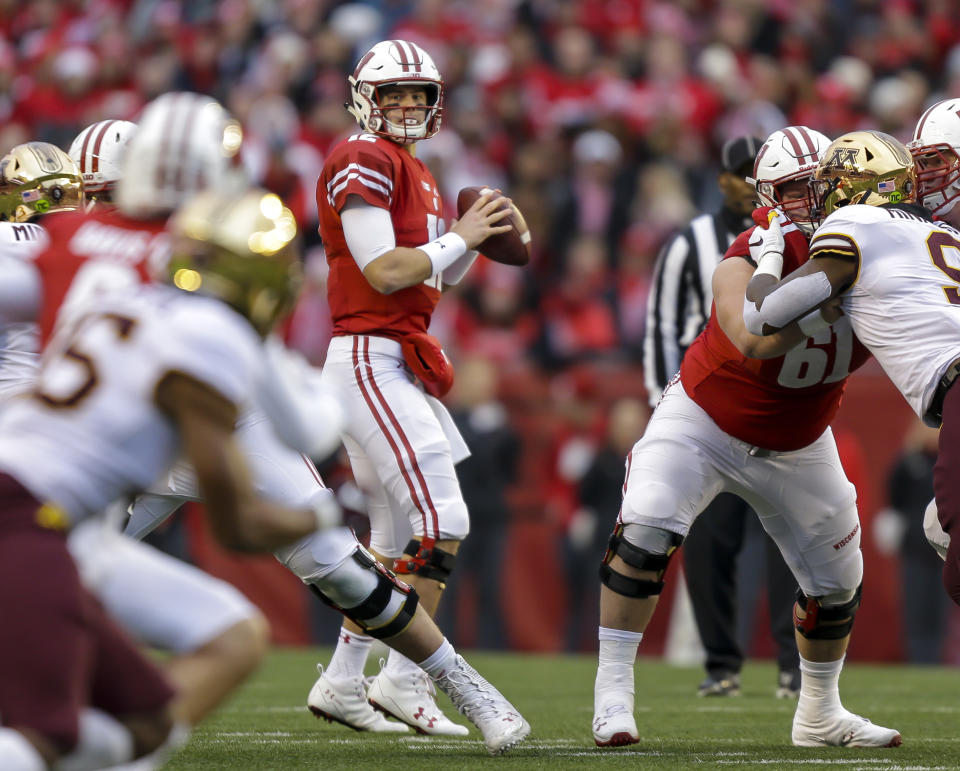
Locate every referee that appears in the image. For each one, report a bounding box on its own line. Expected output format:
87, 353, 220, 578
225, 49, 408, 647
642, 135, 801, 698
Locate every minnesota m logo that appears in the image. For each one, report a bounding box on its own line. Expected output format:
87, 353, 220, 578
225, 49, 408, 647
825, 147, 859, 167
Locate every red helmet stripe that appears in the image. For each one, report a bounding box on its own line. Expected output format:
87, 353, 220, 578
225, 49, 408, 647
353, 50, 376, 80
794, 125, 818, 163
753, 142, 770, 179
89, 120, 117, 173
782, 127, 809, 164
78, 125, 96, 174
915, 102, 940, 141
391, 39, 421, 73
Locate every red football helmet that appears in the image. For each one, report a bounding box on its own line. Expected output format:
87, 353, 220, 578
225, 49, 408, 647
346, 40, 443, 145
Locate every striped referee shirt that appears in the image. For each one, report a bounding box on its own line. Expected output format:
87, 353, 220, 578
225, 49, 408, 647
643, 207, 750, 407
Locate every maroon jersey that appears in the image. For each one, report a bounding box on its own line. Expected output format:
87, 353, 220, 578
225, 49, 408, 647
317, 133, 444, 341
680, 224, 871, 451
32, 209, 164, 346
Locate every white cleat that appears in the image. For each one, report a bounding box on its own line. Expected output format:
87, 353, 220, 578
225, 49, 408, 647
367, 662, 469, 736
433, 655, 531, 755
792, 709, 902, 747
307, 664, 409, 733
592, 701, 639, 747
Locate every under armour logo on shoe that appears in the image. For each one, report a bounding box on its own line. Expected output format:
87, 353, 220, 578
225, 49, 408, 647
839, 731, 856, 746
413, 707, 437, 728
342, 634, 352, 644
502, 716, 515, 722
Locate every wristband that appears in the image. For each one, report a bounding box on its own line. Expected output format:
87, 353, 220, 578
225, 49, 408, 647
419, 232, 467, 278
753, 251, 784, 280
797, 307, 832, 336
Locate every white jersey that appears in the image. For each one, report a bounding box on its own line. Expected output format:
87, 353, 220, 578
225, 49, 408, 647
0, 284, 264, 524
810, 204, 960, 423
0, 221, 46, 397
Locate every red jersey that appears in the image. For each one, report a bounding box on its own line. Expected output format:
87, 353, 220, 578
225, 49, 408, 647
31, 209, 165, 346
317, 133, 444, 341
679, 224, 871, 451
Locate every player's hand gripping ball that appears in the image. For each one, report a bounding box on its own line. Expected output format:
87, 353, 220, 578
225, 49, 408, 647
456, 186, 531, 266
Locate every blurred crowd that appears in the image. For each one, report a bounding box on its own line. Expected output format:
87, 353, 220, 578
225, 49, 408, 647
5, 0, 960, 656
5, 0, 960, 371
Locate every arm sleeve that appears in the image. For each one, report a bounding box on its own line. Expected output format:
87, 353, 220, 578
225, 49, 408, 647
642, 232, 692, 406
340, 201, 396, 271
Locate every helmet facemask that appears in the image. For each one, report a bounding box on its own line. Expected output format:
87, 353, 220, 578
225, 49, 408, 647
909, 142, 960, 217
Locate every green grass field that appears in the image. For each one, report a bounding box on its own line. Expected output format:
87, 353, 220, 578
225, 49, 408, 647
165, 648, 960, 770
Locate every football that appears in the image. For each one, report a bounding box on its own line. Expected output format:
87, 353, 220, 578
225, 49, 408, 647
456, 186, 531, 266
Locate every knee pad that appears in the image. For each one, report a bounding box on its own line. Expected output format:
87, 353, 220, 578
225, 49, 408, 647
310, 546, 419, 640
599, 523, 683, 598
794, 584, 862, 640
394, 538, 457, 584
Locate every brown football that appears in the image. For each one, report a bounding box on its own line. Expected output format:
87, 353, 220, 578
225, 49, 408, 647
456, 186, 531, 266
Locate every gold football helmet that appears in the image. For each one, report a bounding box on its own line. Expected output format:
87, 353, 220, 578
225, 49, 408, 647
812, 130, 916, 217
166, 188, 302, 336
0, 141, 84, 222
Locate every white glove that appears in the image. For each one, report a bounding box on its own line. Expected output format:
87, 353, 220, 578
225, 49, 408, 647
871, 508, 907, 556
923, 497, 949, 561
748, 208, 788, 279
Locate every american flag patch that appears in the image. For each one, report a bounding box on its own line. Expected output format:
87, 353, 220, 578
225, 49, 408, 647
877, 179, 896, 193
21, 189, 42, 202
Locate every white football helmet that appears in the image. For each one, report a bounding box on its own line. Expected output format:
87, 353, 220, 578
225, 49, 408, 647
748, 126, 831, 236
69, 119, 137, 202
346, 39, 443, 144
115, 92, 244, 218
909, 98, 960, 217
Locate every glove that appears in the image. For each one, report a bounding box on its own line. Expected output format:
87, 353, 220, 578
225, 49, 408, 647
748, 207, 789, 279
923, 497, 949, 561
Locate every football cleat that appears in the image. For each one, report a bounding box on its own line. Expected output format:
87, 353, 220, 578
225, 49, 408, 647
592, 702, 639, 747
433, 655, 530, 755
776, 669, 801, 699
792, 708, 902, 747
367, 661, 469, 736
307, 664, 409, 733
697, 672, 741, 697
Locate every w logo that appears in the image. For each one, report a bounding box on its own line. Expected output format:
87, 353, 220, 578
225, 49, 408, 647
826, 147, 859, 168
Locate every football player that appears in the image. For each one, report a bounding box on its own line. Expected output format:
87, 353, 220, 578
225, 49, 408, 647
0, 141, 81, 398
2, 93, 530, 759
309, 39, 517, 737
745, 131, 960, 624
594, 127, 902, 750
0, 186, 320, 771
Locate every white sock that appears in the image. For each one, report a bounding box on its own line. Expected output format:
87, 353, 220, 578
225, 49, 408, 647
0, 728, 45, 771
418, 638, 457, 679
595, 627, 642, 703
384, 647, 426, 680
797, 655, 845, 717
326, 626, 374, 679
54, 708, 135, 771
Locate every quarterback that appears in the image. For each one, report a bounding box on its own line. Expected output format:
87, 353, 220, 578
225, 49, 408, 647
310, 38, 519, 737
594, 127, 901, 751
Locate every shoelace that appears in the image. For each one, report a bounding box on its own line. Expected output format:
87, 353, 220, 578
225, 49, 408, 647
439, 665, 505, 722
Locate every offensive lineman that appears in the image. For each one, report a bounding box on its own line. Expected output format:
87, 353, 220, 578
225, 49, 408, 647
310, 39, 515, 735
746, 129, 960, 610
593, 127, 901, 750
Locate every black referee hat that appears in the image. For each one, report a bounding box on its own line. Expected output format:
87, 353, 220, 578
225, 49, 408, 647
721, 135, 764, 177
